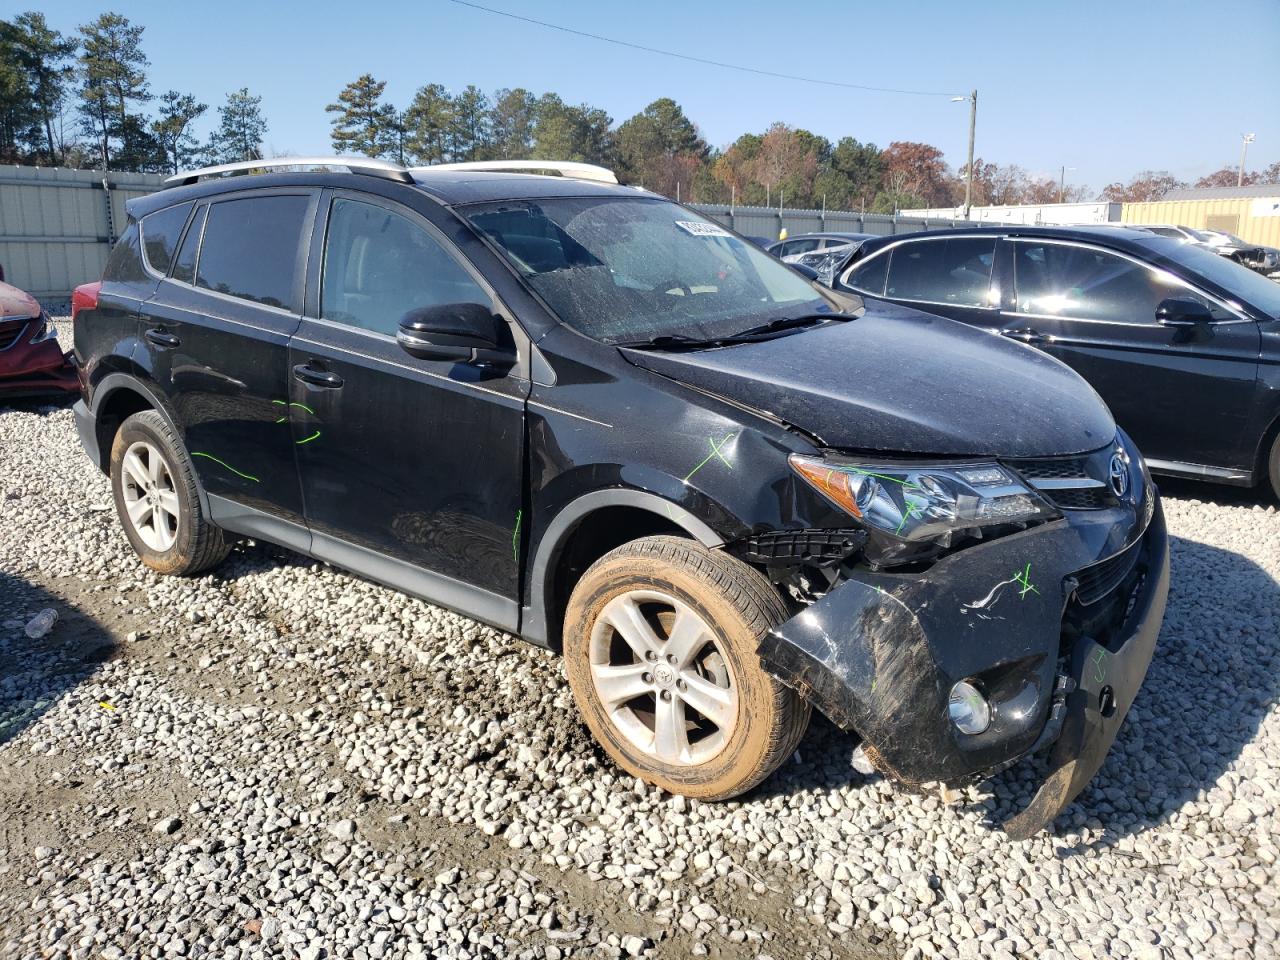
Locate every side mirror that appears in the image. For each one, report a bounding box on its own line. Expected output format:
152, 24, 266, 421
1155, 296, 1213, 327
397, 302, 509, 363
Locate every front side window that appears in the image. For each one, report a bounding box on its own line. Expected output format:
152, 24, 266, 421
195, 194, 310, 311
1012, 242, 1231, 323
321, 198, 490, 336
463, 197, 837, 344
884, 237, 997, 307
843, 251, 889, 296
140, 202, 193, 275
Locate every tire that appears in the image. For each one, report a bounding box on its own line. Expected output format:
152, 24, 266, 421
1269, 431, 1280, 503
563, 535, 810, 800
109, 410, 231, 576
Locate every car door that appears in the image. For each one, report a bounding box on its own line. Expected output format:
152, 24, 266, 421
136, 189, 317, 546
1002, 237, 1261, 472
288, 189, 528, 629
841, 235, 1005, 330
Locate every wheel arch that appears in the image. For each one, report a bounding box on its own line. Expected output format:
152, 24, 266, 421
522, 489, 725, 651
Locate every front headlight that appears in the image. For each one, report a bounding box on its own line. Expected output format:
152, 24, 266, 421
790, 454, 1059, 559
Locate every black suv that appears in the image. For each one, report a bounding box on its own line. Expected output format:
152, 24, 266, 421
832, 226, 1280, 498
72, 159, 1169, 837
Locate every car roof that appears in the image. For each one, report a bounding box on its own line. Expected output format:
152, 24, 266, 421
129, 168, 662, 219
856, 223, 1165, 253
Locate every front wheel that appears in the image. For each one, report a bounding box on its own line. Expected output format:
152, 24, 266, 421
563, 535, 809, 800
1269, 431, 1280, 503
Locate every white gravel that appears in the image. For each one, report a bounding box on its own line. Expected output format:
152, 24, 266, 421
0, 320, 1277, 959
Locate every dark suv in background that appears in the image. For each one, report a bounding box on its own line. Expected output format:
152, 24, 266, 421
72, 158, 1168, 837
834, 226, 1280, 499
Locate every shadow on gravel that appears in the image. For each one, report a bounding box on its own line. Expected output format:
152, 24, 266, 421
1158, 476, 1278, 509
0, 571, 117, 747
754, 535, 1280, 846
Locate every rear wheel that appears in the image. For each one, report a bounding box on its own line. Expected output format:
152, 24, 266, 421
110, 410, 231, 576
563, 535, 809, 800
1269, 431, 1280, 502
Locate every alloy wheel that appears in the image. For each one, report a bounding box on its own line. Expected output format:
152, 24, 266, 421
120, 440, 180, 552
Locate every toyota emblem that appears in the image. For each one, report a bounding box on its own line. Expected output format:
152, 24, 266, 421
1109, 453, 1129, 498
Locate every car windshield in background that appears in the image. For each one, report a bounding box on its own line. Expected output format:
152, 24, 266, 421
463, 197, 836, 344
1137, 236, 1280, 317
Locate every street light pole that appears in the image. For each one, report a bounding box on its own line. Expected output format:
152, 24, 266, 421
1059, 165, 1075, 203
953, 89, 978, 218
1239, 133, 1256, 187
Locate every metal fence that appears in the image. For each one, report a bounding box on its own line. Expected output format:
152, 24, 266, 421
0, 166, 999, 305
686, 204, 993, 240
0, 166, 166, 306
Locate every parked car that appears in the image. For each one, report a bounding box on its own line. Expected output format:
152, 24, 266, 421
1199, 229, 1280, 275
0, 274, 77, 398
831, 226, 1280, 498
72, 158, 1169, 837
767, 232, 874, 263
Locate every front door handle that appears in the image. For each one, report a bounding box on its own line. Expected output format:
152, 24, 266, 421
1001, 326, 1047, 345
292, 363, 344, 389
144, 327, 180, 348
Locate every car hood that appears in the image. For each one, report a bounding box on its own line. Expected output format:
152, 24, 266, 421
621, 301, 1116, 458
0, 281, 39, 321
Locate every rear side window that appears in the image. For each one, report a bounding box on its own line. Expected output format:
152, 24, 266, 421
140, 202, 193, 275
195, 195, 310, 311
844, 252, 889, 295
102, 222, 148, 282
171, 205, 207, 285
320, 198, 490, 336
885, 238, 997, 306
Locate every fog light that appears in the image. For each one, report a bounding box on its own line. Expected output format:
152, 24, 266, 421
948, 680, 991, 735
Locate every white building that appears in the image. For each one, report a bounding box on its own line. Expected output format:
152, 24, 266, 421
899, 201, 1122, 226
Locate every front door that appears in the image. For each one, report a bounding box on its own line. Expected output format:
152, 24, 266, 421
1003, 238, 1260, 472
289, 191, 528, 629
137, 190, 317, 542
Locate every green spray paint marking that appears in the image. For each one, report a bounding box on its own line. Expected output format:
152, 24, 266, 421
295, 431, 321, 445
273, 399, 288, 423
1090, 647, 1107, 683
683, 432, 738, 483
512, 509, 523, 562
290, 401, 315, 414
895, 495, 926, 535
843, 466, 923, 491
192, 452, 259, 483
1013, 562, 1039, 599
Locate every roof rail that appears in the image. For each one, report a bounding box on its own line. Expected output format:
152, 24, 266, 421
411, 160, 618, 185
164, 156, 413, 188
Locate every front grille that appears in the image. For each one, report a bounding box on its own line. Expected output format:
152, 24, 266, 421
1073, 539, 1142, 606
1007, 447, 1117, 511
0, 319, 31, 352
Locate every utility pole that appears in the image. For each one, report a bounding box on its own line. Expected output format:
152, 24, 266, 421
954, 90, 978, 218
1239, 133, 1256, 186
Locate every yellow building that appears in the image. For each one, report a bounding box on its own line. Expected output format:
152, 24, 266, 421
1122, 184, 1280, 247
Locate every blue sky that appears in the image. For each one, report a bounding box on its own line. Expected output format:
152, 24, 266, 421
24, 0, 1280, 194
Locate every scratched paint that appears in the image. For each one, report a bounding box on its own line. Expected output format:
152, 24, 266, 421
512, 509, 522, 563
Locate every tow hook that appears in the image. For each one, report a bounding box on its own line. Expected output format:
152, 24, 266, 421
1032, 673, 1076, 754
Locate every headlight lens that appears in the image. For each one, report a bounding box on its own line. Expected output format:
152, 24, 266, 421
948, 680, 991, 735
790, 454, 1058, 547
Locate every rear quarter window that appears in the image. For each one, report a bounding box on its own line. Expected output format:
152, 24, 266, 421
102, 222, 148, 283
195, 194, 311, 311
140, 202, 193, 276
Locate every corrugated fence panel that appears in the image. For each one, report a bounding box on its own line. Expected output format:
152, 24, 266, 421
0, 166, 165, 301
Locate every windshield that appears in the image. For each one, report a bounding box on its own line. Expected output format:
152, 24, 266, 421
463, 197, 837, 344
1137, 236, 1280, 317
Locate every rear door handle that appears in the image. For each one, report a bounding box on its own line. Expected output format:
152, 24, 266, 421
1001, 327, 1047, 345
292, 363, 344, 389
144, 327, 180, 348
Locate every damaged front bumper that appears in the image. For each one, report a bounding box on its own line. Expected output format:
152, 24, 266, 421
759, 478, 1169, 838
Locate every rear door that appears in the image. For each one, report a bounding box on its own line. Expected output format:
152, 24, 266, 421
1003, 237, 1260, 471
137, 189, 318, 544
842, 235, 1004, 329
288, 190, 528, 627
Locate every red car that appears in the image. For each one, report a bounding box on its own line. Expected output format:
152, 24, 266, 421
0, 276, 77, 398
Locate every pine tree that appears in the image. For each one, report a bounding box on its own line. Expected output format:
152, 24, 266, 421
489, 88, 536, 159
449, 84, 490, 162
7, 12, 78, 164
206, 87, 267, 164
325, 74, 398, 159
404, 83, 454, 165
152, 90, 206, 174
77, 12, 151, 169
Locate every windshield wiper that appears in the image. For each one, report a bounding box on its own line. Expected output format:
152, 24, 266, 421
726, 314, 835, 339
616, 334, 731, 351
618, 314, 847, 351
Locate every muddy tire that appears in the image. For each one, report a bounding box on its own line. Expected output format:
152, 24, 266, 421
109, 410, 231, 576
563, 535, 809, 800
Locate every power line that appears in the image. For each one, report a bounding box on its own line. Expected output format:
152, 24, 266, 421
446, 0, 961, 98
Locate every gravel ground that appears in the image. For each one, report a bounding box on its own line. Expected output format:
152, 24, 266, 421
1, 321, 1278, 959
